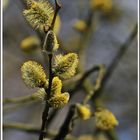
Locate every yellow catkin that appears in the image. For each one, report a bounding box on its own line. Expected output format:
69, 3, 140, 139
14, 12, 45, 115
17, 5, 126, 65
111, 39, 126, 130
48, 92, 70, 109
73, 20, 87, 32
23, 0, 54, 30
51, 77, 62, 96
90, 0, 113, 13
54, 53, 79, 79
21, 61, 47, 88
21, 36, 40, 52
76, 104, 91, 120
95, 108, 118, 130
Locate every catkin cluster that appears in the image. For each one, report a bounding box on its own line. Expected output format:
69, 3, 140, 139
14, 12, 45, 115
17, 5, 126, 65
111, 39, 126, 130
23, 0, 53, 30
21, 0, 119, 136
21, 0, 79, 109
21, 59, 76, 108
53, 53, 78, 79
23, 0, 61, 33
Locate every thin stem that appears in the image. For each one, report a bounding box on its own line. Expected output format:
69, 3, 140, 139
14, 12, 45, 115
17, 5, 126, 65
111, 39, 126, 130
53, 105, 76, 140
45, 109, 59, 129
3, 122, 76, 140
50, 0, 61, 30
38, 1, 62, 139
39, 54, 53, 140
69, 64, 105, 97
3, 122, 57, 138
79, 64, 105, 87
3, 95, 36, 104
82, 65, 105, 104
104, 129, 119, 140
47, 54, 53, 97
39, 103, 50, 140
69, 117, 78, 134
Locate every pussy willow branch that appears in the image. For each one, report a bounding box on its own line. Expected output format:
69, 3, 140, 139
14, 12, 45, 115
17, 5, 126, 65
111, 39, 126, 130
4, 1, 137, 139
44, 9, 105, 126
53, 65, 104, 140
3, 64, 104, 136
3, 68, 92, 107
39, 1, 61, 140
90, 24, 137, 140
4, 5, 95, 131
45, 65, 102, 129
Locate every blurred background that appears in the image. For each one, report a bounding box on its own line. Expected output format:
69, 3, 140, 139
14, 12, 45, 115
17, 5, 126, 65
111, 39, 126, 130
3, 0, 137, 140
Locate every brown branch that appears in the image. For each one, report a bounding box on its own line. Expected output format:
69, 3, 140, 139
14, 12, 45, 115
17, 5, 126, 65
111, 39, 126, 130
53, 105, 76, 140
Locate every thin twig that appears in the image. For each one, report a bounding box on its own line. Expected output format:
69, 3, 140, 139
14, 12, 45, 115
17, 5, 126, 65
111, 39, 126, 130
82, 64, 105, 104
3, 122, 76, 140
3, 95, 38, 104
53, 105, 76, 140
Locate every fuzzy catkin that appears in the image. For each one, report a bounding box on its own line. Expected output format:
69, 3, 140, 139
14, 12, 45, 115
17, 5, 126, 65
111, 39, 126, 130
54, 53, 79, 79
48, 92, 70, 109
95, 108, 118, 130
76, 104, 91, 120
51, 77, 62, 96
23, 0, 54, 30
21, 61, 47, 88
